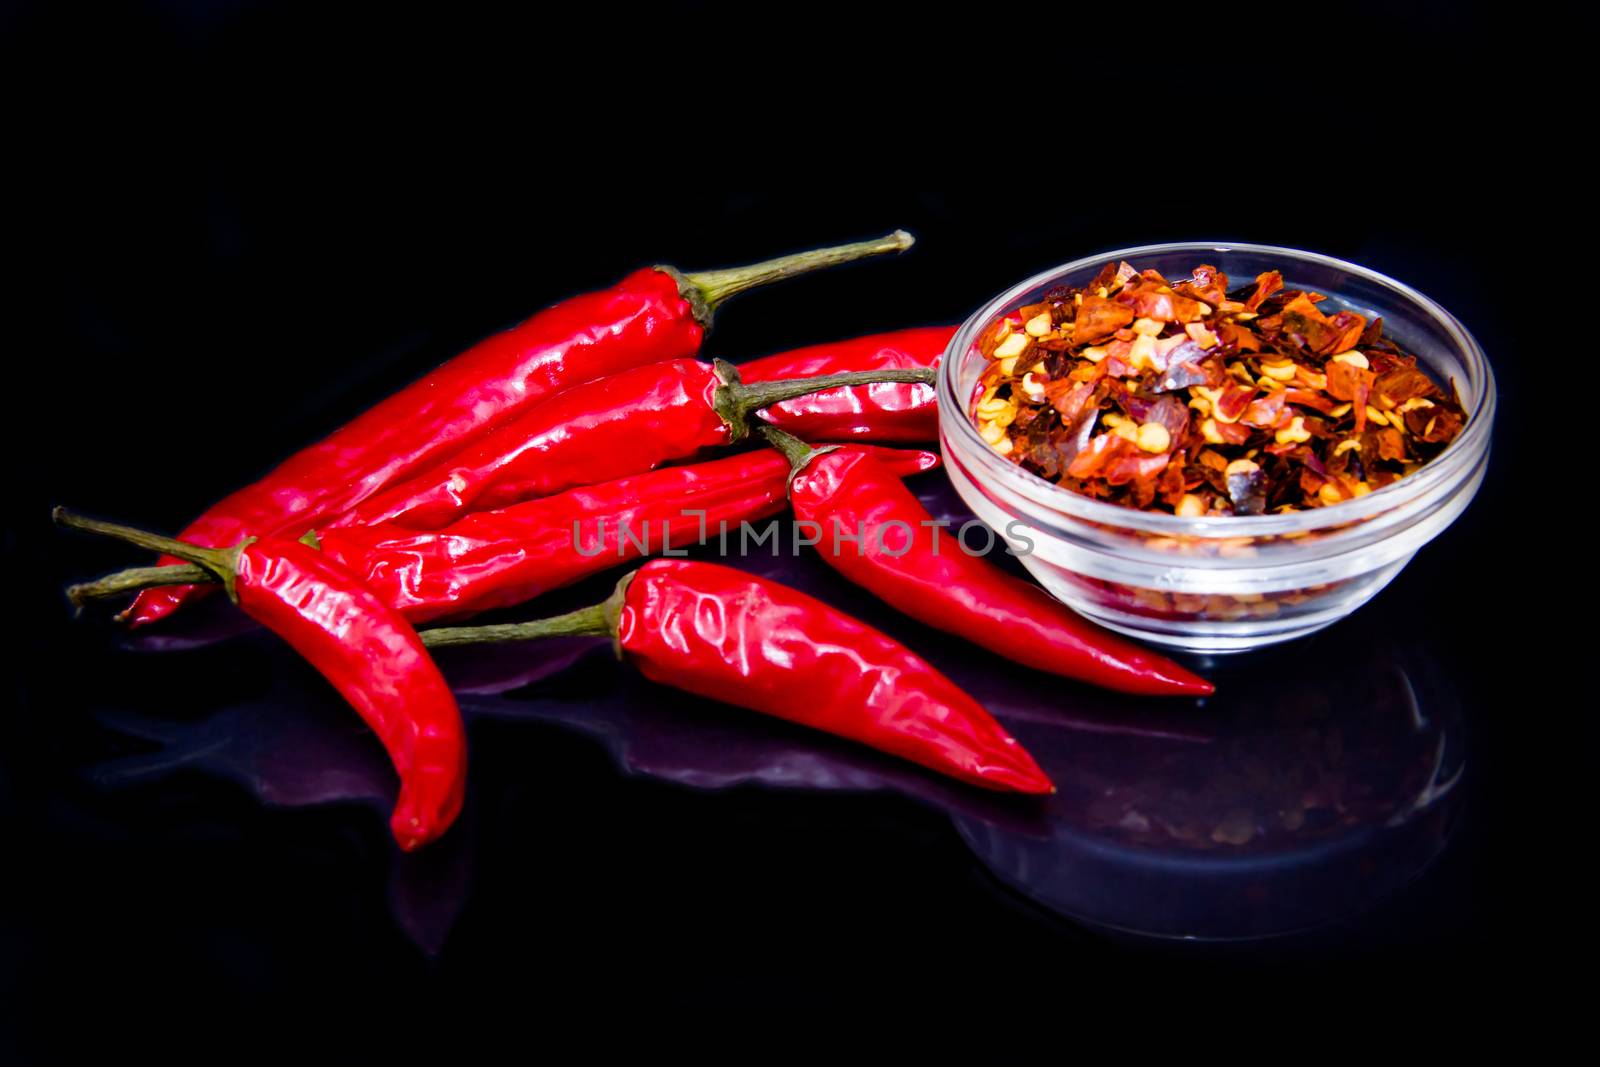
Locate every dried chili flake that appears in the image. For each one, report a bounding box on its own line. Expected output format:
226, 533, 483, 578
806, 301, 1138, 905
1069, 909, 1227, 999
1152, 351, 1214, 393
1115, 280, 1208, 324
1215, 321, 1262, 353
1074, 295, 1135, 344
971, 260, 1469, 515
1173, 264, 1229, 307
1243, 270, 1283, 312
1225, 459, 1267, 515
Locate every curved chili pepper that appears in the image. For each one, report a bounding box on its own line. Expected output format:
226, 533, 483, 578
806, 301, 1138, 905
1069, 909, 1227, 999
759, 426, 1215, 697
330, 359, 936, 531
66, 447, 940, 626
737, 325, 951, 442
56, 510, 467, 850
419, 559, 1053, 795
127, 232, 915, 627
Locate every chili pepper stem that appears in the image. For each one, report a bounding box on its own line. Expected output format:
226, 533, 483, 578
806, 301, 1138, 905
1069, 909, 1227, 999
53, 508, 246, 602
712, 360, 935, 441
756, 423, 819, 468
420, 571, 635, 651
755, 424, 839, 494
67, 563, 215, 608
61, 528, 321, 608
666, 231, 913, 324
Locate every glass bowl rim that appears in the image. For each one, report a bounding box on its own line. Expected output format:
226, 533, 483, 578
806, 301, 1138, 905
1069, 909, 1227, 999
938, 240, 1497, 538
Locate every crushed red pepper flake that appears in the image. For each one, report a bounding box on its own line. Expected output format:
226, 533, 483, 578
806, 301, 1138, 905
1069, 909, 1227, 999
971, 261, 1469, 515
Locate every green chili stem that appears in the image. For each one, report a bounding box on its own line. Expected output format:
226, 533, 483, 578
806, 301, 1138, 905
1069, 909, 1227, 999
673, 231, 913, 321
420, 572, 635, 650
61, 528, 320, 609
67, 563, 216, 607
712, 361, 935, 441
53, 507, 245, 603
755, 424, 843, 497
419, 608, 609, 647
757, 423, 824, 472
53, 509, 236, 574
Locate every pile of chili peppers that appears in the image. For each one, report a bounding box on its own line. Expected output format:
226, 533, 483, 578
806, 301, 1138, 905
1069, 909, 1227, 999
58, 231, 1219, 852
973, 261, 1468, 515
125, 231, 917, 627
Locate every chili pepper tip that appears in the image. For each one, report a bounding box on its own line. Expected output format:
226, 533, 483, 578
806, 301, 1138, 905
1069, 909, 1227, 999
1139, 665, 1215, 697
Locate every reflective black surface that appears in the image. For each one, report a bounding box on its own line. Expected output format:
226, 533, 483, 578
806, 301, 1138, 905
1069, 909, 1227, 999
74, 474, 1469, 947
7, 0, 1561, 1043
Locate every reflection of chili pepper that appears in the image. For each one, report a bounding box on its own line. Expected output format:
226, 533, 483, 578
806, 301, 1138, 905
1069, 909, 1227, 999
331, 359, 936, 531
759, 426, 1214, 697
67, 447, 940, 626
127, 232, 915, 627
420, 559, 1053, 794
56, 510, 467, 851
737, 326, 951, 442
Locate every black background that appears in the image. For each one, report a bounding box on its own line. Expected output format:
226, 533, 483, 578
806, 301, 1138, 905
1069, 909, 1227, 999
3, 0, 1579, 1051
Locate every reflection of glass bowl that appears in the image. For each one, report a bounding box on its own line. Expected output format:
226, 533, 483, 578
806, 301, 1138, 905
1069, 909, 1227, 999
938, 242, 1495, 653
954, 633, 1466, 940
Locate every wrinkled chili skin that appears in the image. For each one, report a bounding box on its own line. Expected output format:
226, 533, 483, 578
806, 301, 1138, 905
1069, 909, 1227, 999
788, 448, 1214, 697
740, 326, 950, 442
318, 446, 938, 624
233, 538, 468, 850
332, 358, 727, 531
130, 269, 701, 626
616, 559, 1052, 794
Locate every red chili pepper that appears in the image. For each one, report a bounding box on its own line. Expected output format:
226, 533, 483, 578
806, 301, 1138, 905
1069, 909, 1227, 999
759, 426, 1215, 697
319, 445, 937, 623
66, 447, 940, 626
56, 510, 468, 850
127, 232, 915, 627
737, 325, 950, 442
419, 559, 1052, 794
329, 358, 935, 531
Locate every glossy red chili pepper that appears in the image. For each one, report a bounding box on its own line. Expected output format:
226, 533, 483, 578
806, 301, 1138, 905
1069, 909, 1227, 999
329, 358, 936, 531
737, 325, 951, 442
759, 426, 1215, 697
67, 447, 940, 626
419, 559, 1053, 795
127, 232, 915, 627
319, 445, 937, 623
55, 510, 468, 850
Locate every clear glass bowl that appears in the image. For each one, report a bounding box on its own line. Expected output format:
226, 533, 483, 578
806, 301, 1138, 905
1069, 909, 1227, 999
938, 242, 1495, 654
